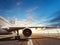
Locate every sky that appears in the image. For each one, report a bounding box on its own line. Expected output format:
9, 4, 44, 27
0, 0, 60, 26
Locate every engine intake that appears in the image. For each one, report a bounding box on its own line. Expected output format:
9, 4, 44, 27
23, 28, 32, 37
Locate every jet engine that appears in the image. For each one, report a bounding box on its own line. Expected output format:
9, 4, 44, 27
23, 28, 32, 37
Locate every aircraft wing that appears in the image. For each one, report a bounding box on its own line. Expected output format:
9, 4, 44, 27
2, 27, 25, 32
2, 26, 59, 32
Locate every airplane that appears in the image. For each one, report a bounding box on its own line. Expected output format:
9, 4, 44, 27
0, 16, 60, 40
0, 26, 60, 40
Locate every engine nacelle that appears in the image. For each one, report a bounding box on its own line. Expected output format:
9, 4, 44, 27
23, 28, 32, 37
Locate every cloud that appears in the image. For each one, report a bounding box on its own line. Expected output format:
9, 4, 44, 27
5, 15, 47, 26
48, 10, 60, 26
26, 6, 39, 13
48, 22, 60, 26
50, 11, 60, 22
26, 6, 39, 20
49, 16, 60, 22
9, 15, 38, 26
25, 6, 47, 26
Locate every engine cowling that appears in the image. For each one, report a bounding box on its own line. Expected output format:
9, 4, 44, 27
23, 28, 32, 37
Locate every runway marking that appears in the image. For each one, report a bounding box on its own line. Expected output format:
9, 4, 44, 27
27, 37, 33, 45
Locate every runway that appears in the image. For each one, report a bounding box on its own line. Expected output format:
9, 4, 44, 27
0, 37, 60, 45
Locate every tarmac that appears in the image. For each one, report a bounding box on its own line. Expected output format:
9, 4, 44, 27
0, 35, 60, 45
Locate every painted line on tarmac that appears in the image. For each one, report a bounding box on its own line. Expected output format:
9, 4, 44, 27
27, 37, 33, 45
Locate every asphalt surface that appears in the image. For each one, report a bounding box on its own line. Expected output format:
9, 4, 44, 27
0, 37, 60, 45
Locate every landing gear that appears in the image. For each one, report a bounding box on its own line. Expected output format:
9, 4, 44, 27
15, 30, 20, 40
15, 36, 20, 40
